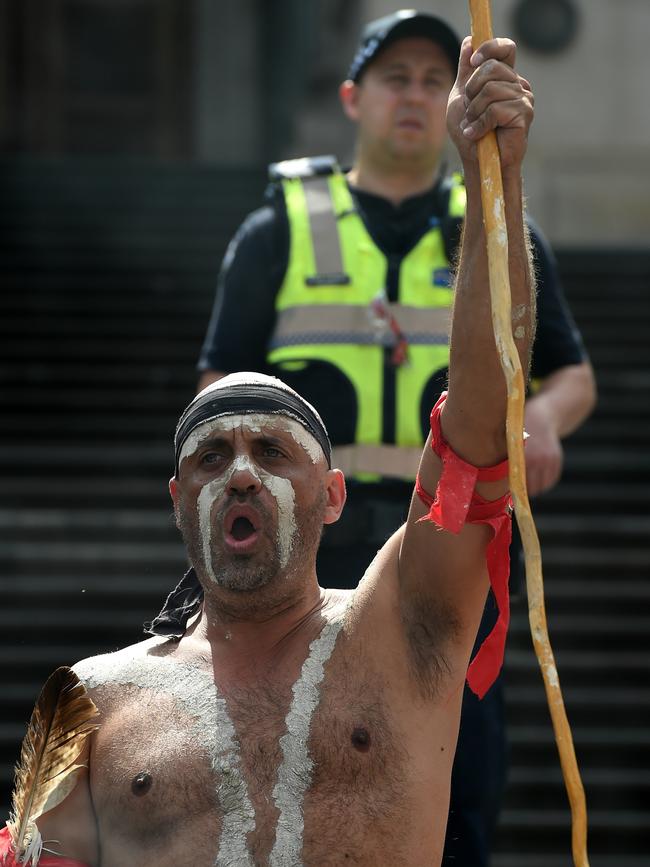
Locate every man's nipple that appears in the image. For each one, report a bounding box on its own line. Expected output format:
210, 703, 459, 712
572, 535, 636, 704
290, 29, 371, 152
351, 727, 371, 753
131, 771, 153, 796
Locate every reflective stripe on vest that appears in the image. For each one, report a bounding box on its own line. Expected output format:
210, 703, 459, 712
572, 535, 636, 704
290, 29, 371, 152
267, 168, 466, 478
302, 175, 350, 286
332, 443, 423, 479
269, 304, 451, 349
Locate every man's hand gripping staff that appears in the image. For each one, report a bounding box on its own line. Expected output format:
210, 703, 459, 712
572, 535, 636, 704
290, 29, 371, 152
464, 2, 589, 865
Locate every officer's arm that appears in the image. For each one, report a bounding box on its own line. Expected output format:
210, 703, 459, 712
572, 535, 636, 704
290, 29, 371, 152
197, 200, 287, 392
523, 223, 596, 495
524, 361, 596, 495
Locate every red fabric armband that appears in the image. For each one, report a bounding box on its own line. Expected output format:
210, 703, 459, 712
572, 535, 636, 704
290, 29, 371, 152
0, 826, 89, 867
415, 392, 513, 700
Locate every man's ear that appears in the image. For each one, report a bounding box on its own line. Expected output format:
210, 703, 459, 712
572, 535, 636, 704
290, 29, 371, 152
339, 79, 360, 122
169, 477, 181, 527
323, 469, 347, 526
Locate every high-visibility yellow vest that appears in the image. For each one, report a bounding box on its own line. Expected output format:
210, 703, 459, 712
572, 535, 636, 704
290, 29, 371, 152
266, 157, 466, 480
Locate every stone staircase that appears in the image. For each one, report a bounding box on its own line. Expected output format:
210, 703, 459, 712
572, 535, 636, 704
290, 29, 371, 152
0, 154, 265, 802
493, 253, 650, 865
1, 158, 648, 864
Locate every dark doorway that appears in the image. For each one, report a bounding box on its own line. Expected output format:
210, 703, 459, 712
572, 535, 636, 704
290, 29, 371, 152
1, 0, 191, 157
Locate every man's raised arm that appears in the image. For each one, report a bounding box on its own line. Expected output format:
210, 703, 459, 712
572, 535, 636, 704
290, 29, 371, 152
441, 35, 534, 464
398, 35, 535, 696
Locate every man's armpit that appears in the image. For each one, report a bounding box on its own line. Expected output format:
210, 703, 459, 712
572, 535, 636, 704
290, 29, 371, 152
399, 589, 462, 701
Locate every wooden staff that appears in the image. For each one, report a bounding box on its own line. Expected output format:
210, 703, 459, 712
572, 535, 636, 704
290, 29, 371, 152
467, 2, 589, 864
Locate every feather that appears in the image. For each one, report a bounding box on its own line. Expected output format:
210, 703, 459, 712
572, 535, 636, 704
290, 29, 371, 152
6, 666, 99, 865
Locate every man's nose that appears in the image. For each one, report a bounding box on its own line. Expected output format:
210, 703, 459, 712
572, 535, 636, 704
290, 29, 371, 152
227, 460, 262, 495
404, 80, 427, 102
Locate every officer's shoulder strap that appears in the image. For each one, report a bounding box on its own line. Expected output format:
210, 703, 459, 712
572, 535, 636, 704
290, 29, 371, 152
268, 156, 349, 287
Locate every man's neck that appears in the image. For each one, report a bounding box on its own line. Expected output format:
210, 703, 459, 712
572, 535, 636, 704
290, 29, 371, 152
347, 156, 442, 207
186, 577, 327, 673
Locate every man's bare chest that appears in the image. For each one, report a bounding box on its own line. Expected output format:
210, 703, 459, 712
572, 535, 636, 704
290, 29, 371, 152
78, 645, 409, 865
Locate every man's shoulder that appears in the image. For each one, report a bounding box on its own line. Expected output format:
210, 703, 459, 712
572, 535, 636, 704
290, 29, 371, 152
72, 636, 177, 692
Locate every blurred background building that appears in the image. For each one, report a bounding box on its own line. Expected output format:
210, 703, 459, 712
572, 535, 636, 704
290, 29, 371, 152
2, 0, 647, 244
1, 1, 648, 864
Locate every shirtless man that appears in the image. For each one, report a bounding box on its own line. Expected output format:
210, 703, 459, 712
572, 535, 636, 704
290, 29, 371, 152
3, 34, 534, 867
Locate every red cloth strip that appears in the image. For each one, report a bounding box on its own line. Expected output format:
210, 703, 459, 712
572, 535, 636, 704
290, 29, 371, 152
476, 458, 509, 483
465, 492, 512, 699
415, 392, 513, 699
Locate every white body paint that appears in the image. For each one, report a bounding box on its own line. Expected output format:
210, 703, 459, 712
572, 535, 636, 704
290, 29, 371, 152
74, 650, 256, 867
269, 617, 345, 866
74, 600, 349, 866
513, 304, 527, 340
179, 413, 324, 582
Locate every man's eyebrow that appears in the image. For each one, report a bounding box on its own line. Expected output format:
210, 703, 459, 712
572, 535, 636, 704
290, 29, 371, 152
193, 433, 229, 448
382, 60, 450, 75
382, 60, 410, 72
257, 430, 297, 448
257, 431, 283, 441
197, 428, 291, 446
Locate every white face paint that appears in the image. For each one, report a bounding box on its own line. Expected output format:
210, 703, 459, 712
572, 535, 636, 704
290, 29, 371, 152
178, 413, 322, 468
196, 455, 296, 582
180, 414, 322, 584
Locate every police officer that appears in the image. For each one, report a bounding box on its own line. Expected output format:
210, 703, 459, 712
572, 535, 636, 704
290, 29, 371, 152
197, 10, 596, 865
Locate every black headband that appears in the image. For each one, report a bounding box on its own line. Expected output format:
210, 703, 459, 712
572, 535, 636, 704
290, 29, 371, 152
174, 381, 332, 476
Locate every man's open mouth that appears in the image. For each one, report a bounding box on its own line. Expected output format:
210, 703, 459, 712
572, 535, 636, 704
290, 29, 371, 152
231, 516, 256, 541
224, 506, 261, 547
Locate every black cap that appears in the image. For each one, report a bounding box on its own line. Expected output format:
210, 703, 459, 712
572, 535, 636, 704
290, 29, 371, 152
348, 9, 461, 83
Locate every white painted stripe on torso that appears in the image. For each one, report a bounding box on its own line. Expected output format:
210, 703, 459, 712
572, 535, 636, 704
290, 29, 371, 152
74, 653, 256, 867
269, 615, 346, 866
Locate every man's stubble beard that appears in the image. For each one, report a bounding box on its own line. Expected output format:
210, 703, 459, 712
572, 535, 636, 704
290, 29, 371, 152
177, 488, 327, 594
